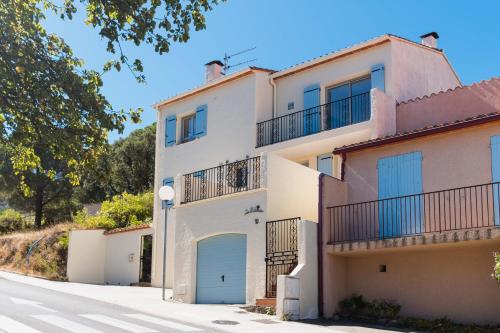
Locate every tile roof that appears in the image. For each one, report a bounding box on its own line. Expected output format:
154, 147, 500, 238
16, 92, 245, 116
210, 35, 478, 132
398, 76, 500, 105
103, 224, 152, 236
333, 112, 500, 155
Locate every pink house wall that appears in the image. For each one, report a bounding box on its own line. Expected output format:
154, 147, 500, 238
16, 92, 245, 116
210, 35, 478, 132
396, 77, 500, 132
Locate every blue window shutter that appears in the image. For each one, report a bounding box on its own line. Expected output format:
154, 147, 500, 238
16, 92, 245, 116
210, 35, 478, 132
377, 152, 423, 238
317, 153, 333, 177
195, 105, 207, 138
162, 177, 174, 209
303, 84, 321, 135
371, 64, 385, 92
165, 115, 177, 147
490, 136, 500, 225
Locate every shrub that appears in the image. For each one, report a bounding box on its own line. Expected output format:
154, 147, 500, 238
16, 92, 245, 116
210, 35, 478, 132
494, 252, 500, 283
0, 209, 28, 235
76, 192, 153, 230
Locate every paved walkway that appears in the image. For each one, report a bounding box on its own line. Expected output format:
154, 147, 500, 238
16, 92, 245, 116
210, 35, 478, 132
0, 271, 399, 333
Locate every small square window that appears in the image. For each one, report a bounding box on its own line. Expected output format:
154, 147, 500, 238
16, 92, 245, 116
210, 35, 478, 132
181, 114, 196, 142
288, 101, 295, 110
379, 264, 387, 273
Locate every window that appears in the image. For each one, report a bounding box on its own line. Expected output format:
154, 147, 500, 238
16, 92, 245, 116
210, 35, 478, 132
317, 153, 333, 177
181, 114, 196, 142
327, 76, 371, 129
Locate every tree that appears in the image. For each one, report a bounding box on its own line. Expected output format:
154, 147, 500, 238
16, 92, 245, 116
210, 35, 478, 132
1, 0, 221, 226
74, 123, 156, 203
0, 2, 138, 227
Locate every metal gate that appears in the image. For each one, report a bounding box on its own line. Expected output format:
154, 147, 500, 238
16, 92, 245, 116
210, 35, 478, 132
265, 217, 299, 298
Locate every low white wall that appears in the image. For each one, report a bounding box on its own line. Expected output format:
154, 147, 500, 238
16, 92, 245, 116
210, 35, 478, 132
266, 153, 320, 222
105, 228, 153, 285
276, 220, 318, 320
68, 228, 153, 285
67, 229, 106, 284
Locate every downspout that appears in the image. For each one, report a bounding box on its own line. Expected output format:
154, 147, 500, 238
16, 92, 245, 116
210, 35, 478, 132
317, 173, 324, 317
340, 152, 346, 181
269, 76, 277, 118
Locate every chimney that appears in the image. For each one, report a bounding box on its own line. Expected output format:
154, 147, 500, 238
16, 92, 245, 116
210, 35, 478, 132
205, 60, 224, 82
420, 32, 439, 49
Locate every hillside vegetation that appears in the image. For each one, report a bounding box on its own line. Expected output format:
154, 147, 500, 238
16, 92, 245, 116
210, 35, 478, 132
0, 224, 73, 280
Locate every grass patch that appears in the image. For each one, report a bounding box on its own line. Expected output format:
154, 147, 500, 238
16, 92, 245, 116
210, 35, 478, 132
0, 223, 75, 280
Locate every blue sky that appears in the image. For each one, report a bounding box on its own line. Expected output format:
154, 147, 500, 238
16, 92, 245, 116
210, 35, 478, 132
43, 0, 500, 141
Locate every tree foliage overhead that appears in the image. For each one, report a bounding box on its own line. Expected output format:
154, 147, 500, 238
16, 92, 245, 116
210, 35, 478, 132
46, 0, 223, 82
0, 0, 221, 226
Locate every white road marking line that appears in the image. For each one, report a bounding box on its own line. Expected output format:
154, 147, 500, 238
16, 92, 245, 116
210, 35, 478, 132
11, 297, 57, 313
80, 314, 158, 333
175, 312, 214, 322
0, 315, 42, 333
124, 314, 203, 332
32, 315, 104, 333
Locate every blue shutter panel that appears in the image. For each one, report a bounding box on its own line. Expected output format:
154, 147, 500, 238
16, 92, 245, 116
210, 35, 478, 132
371, 64, 385, 92
165, 115, 177, 147
490, 136, 500, 225
317, 153, 333, 177
195, 105, 207, 138
303, 84, 321, 135
378, 152, 423, 238
162, 177, 174, 209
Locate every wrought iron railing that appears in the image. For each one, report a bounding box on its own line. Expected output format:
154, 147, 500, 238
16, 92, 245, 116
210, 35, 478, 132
182, 156, 261, 204
327, 182, 500, 244
265, 217, 300, 298
256, 92, 370, 147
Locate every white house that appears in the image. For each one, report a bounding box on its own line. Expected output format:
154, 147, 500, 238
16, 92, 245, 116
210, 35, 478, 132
151, 33, 460, 318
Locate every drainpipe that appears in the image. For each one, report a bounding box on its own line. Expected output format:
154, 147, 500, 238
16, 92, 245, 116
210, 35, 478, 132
317, 173, 324, 317
269, 76, 277, 118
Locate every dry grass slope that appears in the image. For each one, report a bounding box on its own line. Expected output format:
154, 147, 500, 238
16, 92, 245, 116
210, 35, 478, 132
0, 224, 74, 280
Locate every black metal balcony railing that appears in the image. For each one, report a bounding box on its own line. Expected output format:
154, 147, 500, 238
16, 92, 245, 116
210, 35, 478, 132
256, 92, 370, 147
182, 156, 261, 204
327, 182, 500, 244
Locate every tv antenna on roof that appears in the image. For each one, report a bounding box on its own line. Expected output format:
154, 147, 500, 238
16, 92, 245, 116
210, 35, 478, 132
223, 47, 257, 73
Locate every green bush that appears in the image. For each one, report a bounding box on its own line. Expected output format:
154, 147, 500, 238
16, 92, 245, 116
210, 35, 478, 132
338, 294, 401, 320
0, 209, 28, 234
494, 252, 500, 283
75, 192, 153, 230
338, 295, 499, 332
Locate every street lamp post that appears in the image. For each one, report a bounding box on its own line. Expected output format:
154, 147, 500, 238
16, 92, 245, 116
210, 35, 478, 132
158, 185, 175, 301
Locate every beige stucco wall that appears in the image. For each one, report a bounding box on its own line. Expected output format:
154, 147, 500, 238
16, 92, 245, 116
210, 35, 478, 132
67, 229, 106, 284
104, 228, 153, 285
320, 176, 348, 316
172, 190, 268, 304
273, 43, 392, 118
266, 153, 320, 222
152, 72, 273, 287
344, 123, 500, 204
333, 241, 500, 324
170, 153, 320, 304
397, 77, 500, 132
390, 39, 460, 104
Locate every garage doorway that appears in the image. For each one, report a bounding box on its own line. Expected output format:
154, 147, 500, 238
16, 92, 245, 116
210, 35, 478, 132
196, 234, 247, 304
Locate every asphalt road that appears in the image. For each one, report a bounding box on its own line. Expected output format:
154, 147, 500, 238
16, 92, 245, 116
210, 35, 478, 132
0, 277, 221, 333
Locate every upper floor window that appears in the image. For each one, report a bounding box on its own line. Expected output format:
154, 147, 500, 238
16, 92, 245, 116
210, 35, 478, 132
327, 76, 371, 129
165, 104, 207, 148
181, 114, 196, 143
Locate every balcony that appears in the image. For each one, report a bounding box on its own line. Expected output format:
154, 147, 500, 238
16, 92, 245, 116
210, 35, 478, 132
181, 156, 261, 204
327, 182, 500, 247
256, 92, 370, 147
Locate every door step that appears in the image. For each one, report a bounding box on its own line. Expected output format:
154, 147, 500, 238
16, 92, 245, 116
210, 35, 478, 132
256, 298, 276, 308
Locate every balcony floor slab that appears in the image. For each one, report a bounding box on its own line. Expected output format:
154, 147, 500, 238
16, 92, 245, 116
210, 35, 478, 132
326, 227, 500, 256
